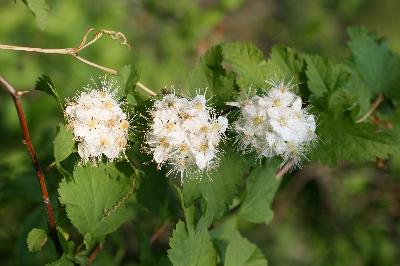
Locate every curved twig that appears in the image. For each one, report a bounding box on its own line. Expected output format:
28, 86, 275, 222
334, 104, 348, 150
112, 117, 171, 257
356, 94, 384, 123
0, 28, 156, 96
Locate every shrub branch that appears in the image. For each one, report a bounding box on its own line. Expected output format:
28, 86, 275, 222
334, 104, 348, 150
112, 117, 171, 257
0, 28, 156, 96
0, 75, 63, 256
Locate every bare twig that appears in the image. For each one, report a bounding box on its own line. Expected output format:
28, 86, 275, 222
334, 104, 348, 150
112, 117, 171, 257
150, 223, 169, 245
87, 243, 102, 265
136, 82, 157, 96
356, 94, 384, 123
0, 75, 63, 255
0, 28, 157, 96
275, 160, 296, 179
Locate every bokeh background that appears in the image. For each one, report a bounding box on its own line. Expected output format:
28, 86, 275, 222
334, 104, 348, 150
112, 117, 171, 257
1, 0, 400, 265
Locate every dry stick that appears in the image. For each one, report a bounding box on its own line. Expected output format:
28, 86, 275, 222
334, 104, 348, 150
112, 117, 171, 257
0, 76, 63, 256
356, 94, 384, 123
0, 28, 157, 96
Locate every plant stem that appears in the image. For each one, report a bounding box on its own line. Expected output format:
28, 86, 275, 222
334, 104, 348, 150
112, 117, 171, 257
356, 94, 384, 123
87, 243, 102, 265
0, 28, 157, 96
0, 75, 63, 256
150, 222, 169, 245
276, 160, 296, 179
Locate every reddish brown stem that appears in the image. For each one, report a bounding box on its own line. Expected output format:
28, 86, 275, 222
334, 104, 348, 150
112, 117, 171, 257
150, 223, 169, 245
87, 243, 102, 265
0, 76, 63, 255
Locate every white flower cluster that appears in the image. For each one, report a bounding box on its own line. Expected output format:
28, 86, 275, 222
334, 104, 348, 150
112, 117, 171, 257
228, 80, 316, 166
145, 93, 228, 178
65, 81, 129, 163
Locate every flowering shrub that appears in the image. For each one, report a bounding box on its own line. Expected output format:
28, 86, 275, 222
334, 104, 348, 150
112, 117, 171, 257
1, 21, 399, 265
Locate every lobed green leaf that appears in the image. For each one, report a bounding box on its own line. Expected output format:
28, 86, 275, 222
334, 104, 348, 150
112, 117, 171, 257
168, 221, 216, 266
58, 163, 134, 246
224, 232, 267, 266
239, 160, 280, 224
183, 151, 250, 229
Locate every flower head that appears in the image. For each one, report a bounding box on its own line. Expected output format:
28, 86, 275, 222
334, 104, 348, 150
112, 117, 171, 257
145, 92, 227, 181
229, 79, 316, 167
65, 78, 129, 163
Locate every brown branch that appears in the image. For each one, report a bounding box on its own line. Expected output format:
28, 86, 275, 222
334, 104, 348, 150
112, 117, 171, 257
356, 94, 384, 123
0, 76, 63, 255
0, 28, 157, 96
87, 243, 102, 265
150, 223, 169, 245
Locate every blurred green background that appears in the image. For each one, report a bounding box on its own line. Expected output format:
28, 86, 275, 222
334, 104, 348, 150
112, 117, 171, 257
1, 0, 400, 265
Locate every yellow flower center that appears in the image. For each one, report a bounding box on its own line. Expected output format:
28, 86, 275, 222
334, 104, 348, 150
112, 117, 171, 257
199, 142, 209, 152
104, 101, 113, 110
179, 143, 189, 153
179, 112, 191, 120
273, 99, 282, 107
252, 116, 263, 126
166, 122, 175, 132
100, 136, 109, 146
87, 119, 98, 129
200, 125, 209, 133
120, 120, 129, 130
278, 116, 287, 126
117, 137, 127, 148
195, 102, 204, 111
160, 137, 170, 148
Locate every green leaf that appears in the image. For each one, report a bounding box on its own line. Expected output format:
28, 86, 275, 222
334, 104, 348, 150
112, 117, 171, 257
45, 255, 74, 266
21, 0, 49, 30
26, 228, 47, 252
136, 169, 173, 218
224, 232, 267, 266
303, 50, 396, 165
189, 45, 237, 106
347, 26, 400, 97
35, 75, 62, 109
58, 163, 134, 243
269, 45, 305, 83
239, 160, 280, 224
127, 145, 174, 219
119, 64, 140, 96
305, 54, 370, 115
183, 152, 250, 229
310, 113, 396, 166
168, 221, 216, 266
54, 124, 75, 163
305, 55, 351, 99
305, 52, 376, 122
222, 42, 273, 91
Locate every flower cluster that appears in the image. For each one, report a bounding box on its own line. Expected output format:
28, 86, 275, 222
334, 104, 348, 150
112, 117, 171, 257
145, 93, 228, 178
228, 80, 316, 166
65, 80, 129, 163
